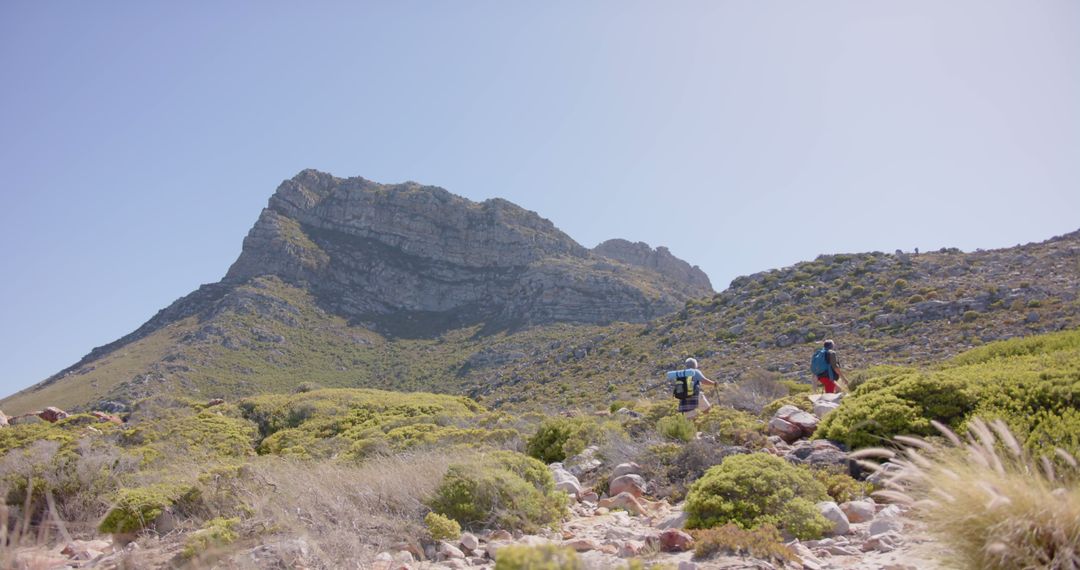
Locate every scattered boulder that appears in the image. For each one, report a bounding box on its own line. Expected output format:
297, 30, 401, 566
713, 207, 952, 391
564, 446, 602, 478
609, 474, 646, 498
0, 409, 8, 427
562, 538, 601, 552
206, 398, 226, 407
659, 529, 694, 552
611, 462, 643, 479
598, 492, 648, 516
459, 532, 479, 553
38, 407, 69, 423
488, 530, 513, 542
867, 462, 903, 486
813, 400, 840, 418
62, 539, 111, 560
861, 531, 904, 553
438, 541, 465, 560
657, 510, 688, 530
91, 411, 123, 425
768, 417, 803, 444
786, 411, 820, 436
550, 463, 584, 498
840, 500, 875, 523
232, 538, 312, 569
817, 501, 850, 536
784, 439, 850, 472
617, 540, 646, 558
869, 506, 904, 536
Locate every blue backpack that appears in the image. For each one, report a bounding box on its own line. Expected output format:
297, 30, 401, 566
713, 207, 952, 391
810, 348, 831, 376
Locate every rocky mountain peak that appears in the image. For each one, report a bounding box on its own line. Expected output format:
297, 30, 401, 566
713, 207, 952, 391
224, 170, 711, 334
593, 239, 713, 291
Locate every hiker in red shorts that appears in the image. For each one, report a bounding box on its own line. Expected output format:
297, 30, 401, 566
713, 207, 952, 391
811, 340, 848, 393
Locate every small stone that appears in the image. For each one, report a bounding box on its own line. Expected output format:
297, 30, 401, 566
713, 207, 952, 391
869, 516, 903, 536
598, 492, 648, 516
659, 529, 694, 552
657, 511, 688, 530
617, 540, 645, 558
768, 417, 803, 443
609, 474, 647, 498
563, 538, 600, 552
611, 462, 643, 479
459, 532, 479, 553
677, 562, 699, 570
840, 500, 875, 523
489, 530, 513, 541
439, 541, 465, 559
817, 501, 850, 536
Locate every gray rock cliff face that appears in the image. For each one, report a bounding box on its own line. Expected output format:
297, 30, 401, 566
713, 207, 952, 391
224, 170, 712, 334
593, 239, 713, 291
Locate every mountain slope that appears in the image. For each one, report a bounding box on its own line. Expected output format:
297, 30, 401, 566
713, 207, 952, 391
1, 170, 711, 413
461, 229, 1080, 409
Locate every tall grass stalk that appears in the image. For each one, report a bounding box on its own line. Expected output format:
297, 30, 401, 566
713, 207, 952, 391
866, 418, 1080, 569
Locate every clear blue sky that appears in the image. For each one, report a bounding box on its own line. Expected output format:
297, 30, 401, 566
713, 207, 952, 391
2, 1, 1078, 398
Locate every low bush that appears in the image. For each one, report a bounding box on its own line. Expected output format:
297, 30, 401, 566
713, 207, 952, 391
660, 442, 750, 501
526, 418, 597, 463
819, 329, 1080, 453
692, 523, 796, 563
810, 467, 871, 504
657, 414, 695, 442
693, 407, 766, 448
720, 371, 789, 414
685, 453, 831, 539
180, 516, 240, 559
494, 544, 583, 570
99, 482, 202, 534
425, 511, 461, 541
427, 451, 566, 533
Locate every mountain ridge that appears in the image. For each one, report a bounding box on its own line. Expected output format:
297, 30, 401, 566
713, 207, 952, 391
2, 170, 713, 411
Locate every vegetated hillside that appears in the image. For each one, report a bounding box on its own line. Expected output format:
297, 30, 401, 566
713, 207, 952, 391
0, 170, 711, 414
3, 329, 1076, 568
3, 224, 1078, 416
462, 229, 1080, 410
818, 327, 1080, 454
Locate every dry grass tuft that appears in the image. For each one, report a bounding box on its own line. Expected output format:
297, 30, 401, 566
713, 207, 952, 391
874, 417, 1080, 569
242, 449, 456, 564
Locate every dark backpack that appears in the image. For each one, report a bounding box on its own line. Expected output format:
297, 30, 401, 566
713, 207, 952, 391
810, 348, 830, 376
668, 369, 695, 400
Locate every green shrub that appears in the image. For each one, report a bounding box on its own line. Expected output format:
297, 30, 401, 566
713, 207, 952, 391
427, 452, 567, 532
494, 544, 583, 570
693, 408, 766, 448
963, 310, 980, 322
526, 418, 597, 463
810, 467, 871, 504
692, 523, 795, 563
181, 517, 239, 559
820, 329, 1080, 453
685, 454, 830, 539
425, 512, 461, 541
99, 483, 201, 534
657, 414, 695, 442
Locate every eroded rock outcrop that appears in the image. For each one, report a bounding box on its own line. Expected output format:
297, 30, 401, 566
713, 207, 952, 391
223, 170, 713, 334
